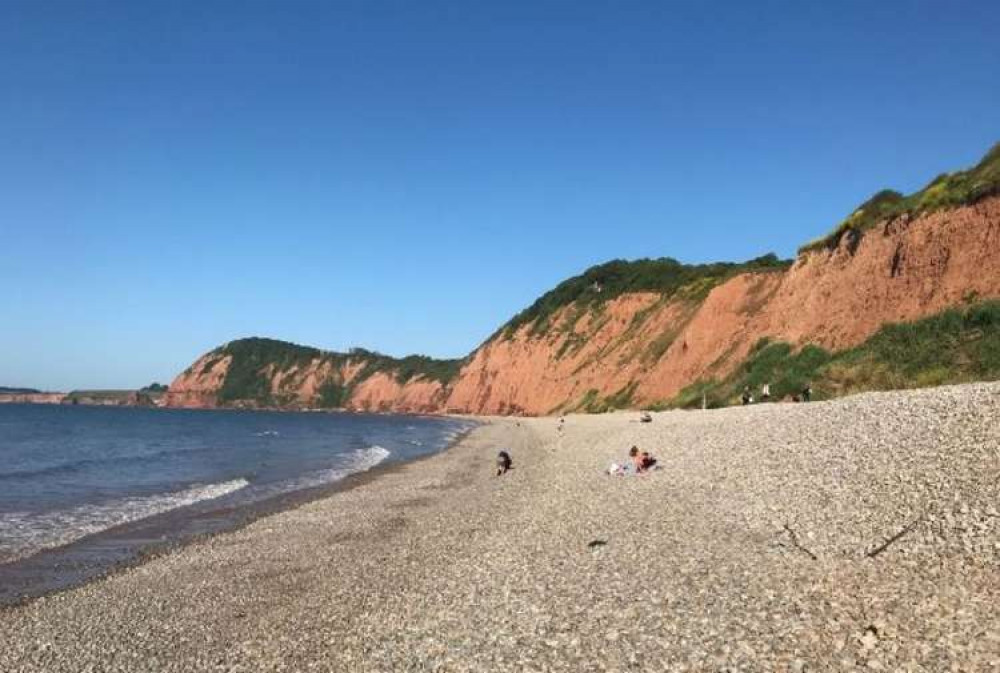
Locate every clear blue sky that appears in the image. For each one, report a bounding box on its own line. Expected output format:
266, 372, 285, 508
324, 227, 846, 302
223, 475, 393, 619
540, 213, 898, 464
2, 0, 998, 390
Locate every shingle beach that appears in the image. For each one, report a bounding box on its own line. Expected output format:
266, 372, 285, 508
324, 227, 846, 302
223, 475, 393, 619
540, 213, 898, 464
2, 383, 999, 671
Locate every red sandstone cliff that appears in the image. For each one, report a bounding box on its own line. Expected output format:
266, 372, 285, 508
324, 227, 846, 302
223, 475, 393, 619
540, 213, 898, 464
447, 196, 1000, 414
166, 174, 1000, 415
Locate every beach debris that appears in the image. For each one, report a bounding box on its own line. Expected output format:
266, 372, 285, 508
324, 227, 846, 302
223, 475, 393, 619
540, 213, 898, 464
781, 524, 818, 561
587, 539, 608, 549
865, 513, 924, 559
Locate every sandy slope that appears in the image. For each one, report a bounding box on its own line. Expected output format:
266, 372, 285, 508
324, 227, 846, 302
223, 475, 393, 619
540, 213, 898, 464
2, 383, 999, 671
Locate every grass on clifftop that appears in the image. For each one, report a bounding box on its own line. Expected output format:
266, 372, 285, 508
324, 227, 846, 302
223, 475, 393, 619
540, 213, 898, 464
500, 253, 790, 339
800, 141, 1000, 254
665, 300, 1000, 409
211, 337, 463, 406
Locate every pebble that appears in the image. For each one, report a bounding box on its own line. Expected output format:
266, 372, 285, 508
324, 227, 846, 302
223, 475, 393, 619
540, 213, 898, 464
2, 382, 999, 671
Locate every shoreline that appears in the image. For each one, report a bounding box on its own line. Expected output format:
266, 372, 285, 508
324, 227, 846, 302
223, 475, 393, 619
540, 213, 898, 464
0, 422, 482, 608
2, 385, 998, 670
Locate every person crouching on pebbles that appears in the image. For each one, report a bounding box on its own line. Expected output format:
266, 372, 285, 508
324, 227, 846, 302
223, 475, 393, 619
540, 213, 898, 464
496, 450, 513, 476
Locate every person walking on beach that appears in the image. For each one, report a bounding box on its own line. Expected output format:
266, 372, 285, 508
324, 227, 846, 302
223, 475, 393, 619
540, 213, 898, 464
761, 382, 770, 402
741, 386, 752, 405
801, 382, 812, 402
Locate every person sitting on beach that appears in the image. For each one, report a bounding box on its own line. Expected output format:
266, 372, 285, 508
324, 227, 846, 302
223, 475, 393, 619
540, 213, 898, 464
628, 446, 657, 473
496, 450, 513, 476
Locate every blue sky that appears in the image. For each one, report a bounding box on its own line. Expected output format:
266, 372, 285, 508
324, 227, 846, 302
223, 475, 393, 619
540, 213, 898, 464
2, 0, 998, 390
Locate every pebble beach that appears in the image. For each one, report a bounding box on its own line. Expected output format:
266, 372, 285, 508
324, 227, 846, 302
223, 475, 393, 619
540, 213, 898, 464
2, 383, 999, 671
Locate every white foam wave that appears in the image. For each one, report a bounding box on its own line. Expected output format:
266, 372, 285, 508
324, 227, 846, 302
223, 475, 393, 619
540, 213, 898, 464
307, 444, 391, 486
262, 445, 391, 495
0, 478, 249, 564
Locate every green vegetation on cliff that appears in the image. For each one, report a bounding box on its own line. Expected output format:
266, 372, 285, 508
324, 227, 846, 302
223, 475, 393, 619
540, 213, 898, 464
209, 337, 462, 406
177, 142, 1000, 413
215, 338, 324, 404
346, 348, 463, 386
800, 142, 1000, 254
666, 300, 1000, 409
501, 253, 790, 338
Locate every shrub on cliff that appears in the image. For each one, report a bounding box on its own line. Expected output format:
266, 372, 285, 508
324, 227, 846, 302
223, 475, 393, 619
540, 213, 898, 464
215, 338, 323, 404
500, 253, 790, 339
349, 348, 463, 386
800, 141, 1000, 255
211, 338, 463, 406
670, 300, 1000, 407
826, 300, 1000, 392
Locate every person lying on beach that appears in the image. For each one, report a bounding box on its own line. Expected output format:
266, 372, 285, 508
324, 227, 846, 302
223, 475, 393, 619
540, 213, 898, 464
628, 446, 658, 473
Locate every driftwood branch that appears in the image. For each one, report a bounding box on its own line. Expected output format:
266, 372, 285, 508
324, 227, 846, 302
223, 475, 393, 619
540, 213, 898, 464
866, 513, 924, 559
782, 524, 818, 561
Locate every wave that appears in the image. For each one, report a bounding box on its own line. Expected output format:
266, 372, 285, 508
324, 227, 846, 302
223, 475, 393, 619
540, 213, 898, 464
0, 446, 392, 565
255, 445, 391, 496
0, 444, 218, 483
0, 478, 249, 564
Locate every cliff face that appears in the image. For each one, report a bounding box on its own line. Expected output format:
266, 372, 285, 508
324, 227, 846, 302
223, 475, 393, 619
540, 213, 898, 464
165, 132, 1000, 414
164, 355, 232, 408
164, 344, 452, 412
759, 196, 1000, 351
450, 196, 1000, 414
166, 195, 1000, 415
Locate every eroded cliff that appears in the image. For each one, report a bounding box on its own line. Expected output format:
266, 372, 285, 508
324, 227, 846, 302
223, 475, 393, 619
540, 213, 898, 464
167, 144, 1000, 415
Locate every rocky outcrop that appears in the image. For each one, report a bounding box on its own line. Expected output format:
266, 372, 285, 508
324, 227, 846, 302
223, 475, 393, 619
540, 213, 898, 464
166, 194, 1000, 415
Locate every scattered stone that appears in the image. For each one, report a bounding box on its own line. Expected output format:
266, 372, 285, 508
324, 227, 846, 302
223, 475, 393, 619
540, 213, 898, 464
2, 383, 1000, 671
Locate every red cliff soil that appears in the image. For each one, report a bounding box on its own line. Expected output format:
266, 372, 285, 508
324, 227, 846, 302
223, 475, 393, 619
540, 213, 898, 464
350, 373, 448, 414
163, 355, 232, 408
166, 196, 1000, 415
447, 198, 1000, 414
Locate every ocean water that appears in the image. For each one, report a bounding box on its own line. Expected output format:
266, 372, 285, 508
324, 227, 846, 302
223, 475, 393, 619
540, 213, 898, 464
0, 404, 476, 565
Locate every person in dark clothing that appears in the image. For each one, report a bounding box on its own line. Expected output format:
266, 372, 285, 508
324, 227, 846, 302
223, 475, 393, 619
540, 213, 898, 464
496, 450, 513, 476
802, 383, 812, 402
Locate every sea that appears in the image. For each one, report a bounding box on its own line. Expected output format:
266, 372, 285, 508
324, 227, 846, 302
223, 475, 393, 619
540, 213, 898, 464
0, 403, 476, 602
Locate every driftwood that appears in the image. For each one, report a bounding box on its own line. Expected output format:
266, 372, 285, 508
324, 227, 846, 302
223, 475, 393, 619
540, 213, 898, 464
782, 524, 818, 561
866, 513, 924, 559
